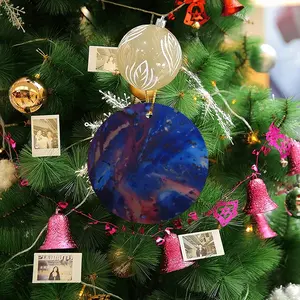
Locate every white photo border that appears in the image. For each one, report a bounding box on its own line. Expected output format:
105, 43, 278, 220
88, 46, 119, 73
32, 252, 82, 283
178, 229, 225, 262
31, 114, 61, 157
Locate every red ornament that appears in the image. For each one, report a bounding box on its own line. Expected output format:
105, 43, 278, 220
39, 209, 77, 250
244, 178, 278, 215
253, 214, 277, 239
161, 232, 194, 273
222, 0, 244, 17
288, 140, 300, 176
169, 0, 210, 27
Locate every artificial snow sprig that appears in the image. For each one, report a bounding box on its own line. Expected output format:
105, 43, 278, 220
182, 67, 234, 144
84, 113, 111, 136
75, 163, 88, 178
268, 284, 300, 300
99, 90, 130, 110
0, 0, 25, 32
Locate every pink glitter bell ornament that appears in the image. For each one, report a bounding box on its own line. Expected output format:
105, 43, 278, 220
253, 214, 277, 239
244, 178, 278, 239
161, 232, 194, 273
288, 140, 300, 176
244, 178, 278, 215
39, 208, 77, 250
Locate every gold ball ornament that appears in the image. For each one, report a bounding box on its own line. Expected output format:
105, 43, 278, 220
129, 85, 156, 102
108, 248, 135, 278
9, 77, 47, 114
117, 23, 182, 91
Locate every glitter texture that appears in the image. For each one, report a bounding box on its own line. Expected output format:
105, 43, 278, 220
161, 233, 194, 273
288, 140, 300, 176
253, 213, 277, 239
39, 212, 77, 250
208, 200, 239, 227
244, 178, 278, 215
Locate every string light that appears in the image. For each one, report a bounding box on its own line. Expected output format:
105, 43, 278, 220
247, 131, 261, 145
246, 225, 253, 233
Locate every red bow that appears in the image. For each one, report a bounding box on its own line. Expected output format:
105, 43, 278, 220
105, 223, 117, 235
5, 133, 16, 149
169, 0, 210, 26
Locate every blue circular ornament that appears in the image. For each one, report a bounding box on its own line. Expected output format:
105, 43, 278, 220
88, 103, 208, 224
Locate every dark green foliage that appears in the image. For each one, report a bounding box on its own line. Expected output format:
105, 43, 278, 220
30, 283, 81, 300
19, 146, 72, 191
110, 233, 161, 284
61, 145, 90, 202
82, 251, 114, 288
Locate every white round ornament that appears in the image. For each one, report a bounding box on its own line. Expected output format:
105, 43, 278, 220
0, 159, 17, 194
117, 22, 182, 90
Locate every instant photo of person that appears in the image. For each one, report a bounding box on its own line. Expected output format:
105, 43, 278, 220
88, 46, 119, 73
32, 253, 82, 283
179, 229, 224, 261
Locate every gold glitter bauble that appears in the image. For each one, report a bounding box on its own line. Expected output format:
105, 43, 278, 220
9, 77, 47, 114
109, 248, 135, 278
129, 85, 156, 102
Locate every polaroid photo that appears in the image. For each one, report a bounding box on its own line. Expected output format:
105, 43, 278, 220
31, 115, 61, 157
88, 46, 119, 73
178, 229, 225, 262
32, 253, 82, 283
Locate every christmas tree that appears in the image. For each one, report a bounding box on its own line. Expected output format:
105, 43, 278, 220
1, 0, 300, 299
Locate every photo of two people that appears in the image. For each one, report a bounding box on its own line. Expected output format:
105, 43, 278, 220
31, 115, 61, 157
34, 129, 58, 150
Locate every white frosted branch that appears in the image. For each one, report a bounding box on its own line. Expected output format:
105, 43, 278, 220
99, 90, 130, 110
182, 67, 234, 144
1, 0, 25, 32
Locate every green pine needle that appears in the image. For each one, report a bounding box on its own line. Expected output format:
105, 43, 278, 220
30, 284, 81, 300
82, 251, 115, 289
19, 146, 72, 192
110, 234, 161, 284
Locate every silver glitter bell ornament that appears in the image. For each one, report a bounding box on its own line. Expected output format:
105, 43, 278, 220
251, 44, 277, 73
39, 208, 77, 250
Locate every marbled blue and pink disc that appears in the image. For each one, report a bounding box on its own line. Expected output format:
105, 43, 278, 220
88, 103, 208, 224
